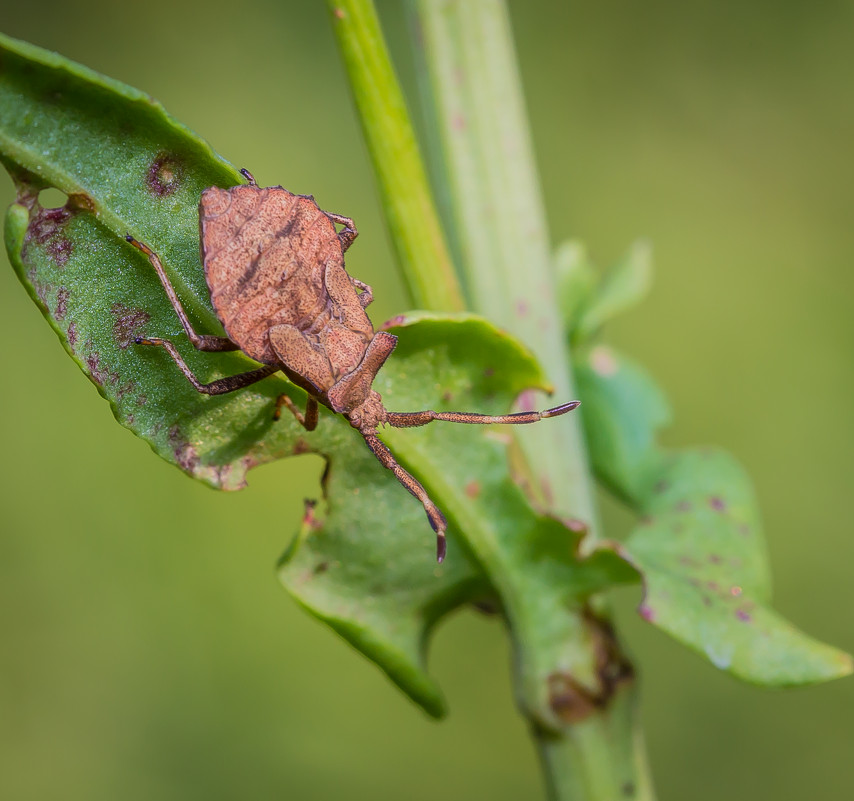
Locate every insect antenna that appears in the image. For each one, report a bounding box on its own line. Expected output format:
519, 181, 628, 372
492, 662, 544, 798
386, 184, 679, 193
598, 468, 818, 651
385, 400, 580, 429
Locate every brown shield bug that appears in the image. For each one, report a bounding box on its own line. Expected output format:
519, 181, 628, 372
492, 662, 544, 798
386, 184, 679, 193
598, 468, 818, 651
126, 169, 579, 561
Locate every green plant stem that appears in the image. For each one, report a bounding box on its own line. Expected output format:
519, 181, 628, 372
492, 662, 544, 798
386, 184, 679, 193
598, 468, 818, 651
408, 0, 597, 529
407, 2, 655, 798
326, 1, 655, 798
533, 684, 655, 801
326, 0, 464, 312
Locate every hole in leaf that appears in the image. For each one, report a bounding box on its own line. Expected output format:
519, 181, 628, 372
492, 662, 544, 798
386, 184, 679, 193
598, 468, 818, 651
38, 187, 68, 209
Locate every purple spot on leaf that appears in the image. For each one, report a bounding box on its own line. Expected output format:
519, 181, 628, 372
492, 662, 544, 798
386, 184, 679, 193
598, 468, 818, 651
214, 463, 233, 486
169, 424, 200, 473
147, 152, 183, 197
26, 205, 72, 245
45, 237, 72, 268
736, 608, 752, 623
564, 517, 587, 534
517, 389, 535, 411
86, 352, 119, 386
54, 287, 70, 320
110, 302, 151, 349
709, 496, 726, 512
380, 314, 406, 330
638, 604, 656, 622
590, 346, 619, 376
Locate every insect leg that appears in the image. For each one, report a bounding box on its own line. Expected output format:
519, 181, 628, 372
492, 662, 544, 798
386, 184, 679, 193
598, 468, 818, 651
386, 401, 580, 429
239, 168, 257, 186
125, 235, 239, 352
325, 212, 359, 252
350, 277, 373, 309
274, 395, 319, 430
135, 337, 277, 394
361, 431, 448, 562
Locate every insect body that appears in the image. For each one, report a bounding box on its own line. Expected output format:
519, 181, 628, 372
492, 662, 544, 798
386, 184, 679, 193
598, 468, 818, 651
126, 170, 578, 561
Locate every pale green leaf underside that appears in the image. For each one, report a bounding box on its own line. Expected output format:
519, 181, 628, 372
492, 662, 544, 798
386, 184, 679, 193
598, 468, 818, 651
575, 345, 852, 684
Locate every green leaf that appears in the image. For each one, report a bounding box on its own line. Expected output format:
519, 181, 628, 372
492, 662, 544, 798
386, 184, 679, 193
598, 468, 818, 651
281, 312, 637, 723
573, 345, 670, 505
2, 35, 636, 720
559, 239, 653, 345
554, 240, 598, 335
575, 345, 853, 684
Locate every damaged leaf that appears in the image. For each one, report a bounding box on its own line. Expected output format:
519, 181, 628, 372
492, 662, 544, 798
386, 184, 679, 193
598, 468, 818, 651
281, 312, 638, 724
2, 34, 635, 720
574, 344, 852, 684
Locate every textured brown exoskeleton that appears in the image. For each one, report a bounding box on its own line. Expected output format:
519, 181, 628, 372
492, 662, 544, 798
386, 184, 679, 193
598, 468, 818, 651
126, 169, 579, 561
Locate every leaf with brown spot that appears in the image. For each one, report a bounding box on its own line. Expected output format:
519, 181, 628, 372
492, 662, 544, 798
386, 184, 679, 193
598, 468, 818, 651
1, 34, 636, 722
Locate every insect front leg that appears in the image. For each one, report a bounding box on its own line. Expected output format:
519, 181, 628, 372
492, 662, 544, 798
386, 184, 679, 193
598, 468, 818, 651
325, 211, 358, 252
361, 430, 448, 562
125, 236, 239, 352
274, 394, 319, 430
135, 337, 277, 394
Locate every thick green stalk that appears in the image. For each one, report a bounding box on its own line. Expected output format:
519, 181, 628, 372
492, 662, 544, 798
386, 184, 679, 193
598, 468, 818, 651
408, 0, 597, 529
533, 684, 655, 800
326, 0, 464, 311
326, 1, 655, 798
407, 2, 655, 799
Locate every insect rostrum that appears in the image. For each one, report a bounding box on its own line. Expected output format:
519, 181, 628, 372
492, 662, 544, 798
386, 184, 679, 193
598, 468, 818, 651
126, 170, 578, 562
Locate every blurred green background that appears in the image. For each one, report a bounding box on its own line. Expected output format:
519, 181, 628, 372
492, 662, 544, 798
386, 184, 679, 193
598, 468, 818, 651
1, 1, 852, 798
